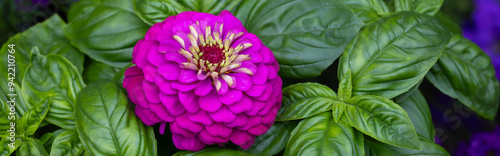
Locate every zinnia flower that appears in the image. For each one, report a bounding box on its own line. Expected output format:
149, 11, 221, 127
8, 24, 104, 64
123, 10, 282, 151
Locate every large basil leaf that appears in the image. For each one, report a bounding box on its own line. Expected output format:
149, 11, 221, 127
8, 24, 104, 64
0, 136, 21, 156
0, 14, 84, 116
245, 121, 298, 156
277, 83, 338, 121
176, 0, 241, 14
43, 129, 67, 154
341, 95, 420, 149
173, 148, 254, 156
17, 138, 48, 156
395, 0, 444, 16
75, 80, 157, 155
64, 0, 150, 67
82, 60, 118, 84
50, 129, 85, 156
22, 52, 85, 129
286, 112, 364, 156
338, 12, 451, 99
133, 0, 187, 25
426, 35, 500, 120
395, 90, 435, 141
340, 0, 390, 23
18, 97, 50, 136
365, 137, 449, 156
233, 0, 363, 78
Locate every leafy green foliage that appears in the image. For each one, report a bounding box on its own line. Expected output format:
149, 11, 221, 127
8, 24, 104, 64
341, 95, 420, 149
0, 99, 13, 136
245, 121, 298, 156
365, 137, 449, 156
49, 129, 85, 156
22, 51, 85, 129
134, 0, 187, 25
338, 11, 451, 99
395, 0, 444, 16
277, 83, 338, 121
426, 35, 500, 120
82, 60, 118, 84
233, 0, 363, 78
286, 112, 364, 156
176, 0, 241, 14
0, 136, 21, 156
395, 90, 436, 141
75, 80, 157, 155
17, 138, 49, 156
338, 70, 353, 101
0, 14, 84, 116
340, 0, 390, 23
18, 97, 50, 136
173, 148, 254, 156
64, 0, 150, 67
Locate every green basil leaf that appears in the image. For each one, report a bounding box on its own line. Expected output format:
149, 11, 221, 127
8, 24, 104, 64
340, 0, 390, 23
0, 14, 84, 116
338, 12, 451, 99
233, 0, 363, 78
338, 69, 353, 101
17, 138, 48, 156
43, 129, 67, 154
18, 97, 50, 136
112, 63, 134, 84
365, 137, 449, 156
0, 136, 20, 156
50, 129, 85, 156
286, 112, 364, 156
0, 99, 16, 137
434, 12, 462, 35
176, 0, 241, 14
341, 95, 420, 149
64, 0, 150, 67
39, 133, 53, 144
277, 83, 338, 121
173, 148, 254, 156
75, 80, 157, 155
22, 52, 85, 129
426, 35, 500, 120
395, 0, 444, 16
395, 90, 435, 141
332, 101, 348, 123
133, 0, 187, 25
82, 60, 118, 84
245, 121, 298, 156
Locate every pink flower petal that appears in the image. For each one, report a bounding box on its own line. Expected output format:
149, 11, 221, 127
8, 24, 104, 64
237, 116, 262, 131
154, 76, 177, 95
171, 81, 199, 92
248, 124, 269, 136
219, 10, 247, 38
188, 110, 214, 126
230, 73, 252, 91
178, 69, 199, 84
124, 66, 143, 76
217, 77, 229, 95
142, 80, 161, 103
228, 94, 252, 113
147, 45, 166, 67
246, 101, 266, 116
142, 64, 158, 82
199, 90, 222, 112
172, 134, 206, 151
245, 84, 266, 97
145, 22, 163, 40
255, 83, 274, 101
218, 89, 242, 105
199, 130, 229, 144
230, 130, 253, 147
149, 103, 175, 122
133, 40, 158, 68
251, 64, 269, 85
178, 91, 200, 113
132, 84, 149, 108
135, 106, 161, 126
194, 79, 213, 96
258, 96, 276, 116
170, 122, 196, 138
159, 93, 185, 116
237, 61, 257, 75
209, 106, 236, 123
176, 115, 204, 133
205, 123, 232, 138
224, 114, 248, 128
267, 64, 277, 79
158, 62, 181, 80
262, 106, 278, 125
240, 138, 256, 149
232, 33, 262, 55
260, 46, 273, 64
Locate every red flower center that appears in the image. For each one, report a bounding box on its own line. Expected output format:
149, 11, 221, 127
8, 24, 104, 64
200, 44, 225, 64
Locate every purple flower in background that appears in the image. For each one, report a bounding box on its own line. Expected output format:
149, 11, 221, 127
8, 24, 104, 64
463, 0, 500, 80
455, 127, 500, 156
123, 11, 282, 151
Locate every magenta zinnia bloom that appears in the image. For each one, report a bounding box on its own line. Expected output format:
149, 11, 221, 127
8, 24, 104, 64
122, 10, 282, 151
